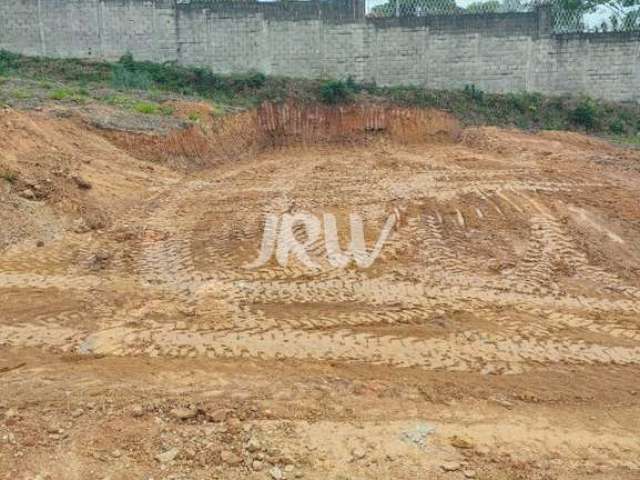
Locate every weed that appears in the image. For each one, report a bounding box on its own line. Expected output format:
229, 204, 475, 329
11, 89, 33, 100
49, 88, 73, 100
104, 94, 133, 108
49, 87, 88, 103
1, 169, 17, 184
134, 101, 159, 114
160, 105, 174, 116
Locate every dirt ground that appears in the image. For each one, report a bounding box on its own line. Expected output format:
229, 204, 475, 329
1, 103, 640, 480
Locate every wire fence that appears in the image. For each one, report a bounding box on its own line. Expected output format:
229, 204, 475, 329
364, 0, 640, 33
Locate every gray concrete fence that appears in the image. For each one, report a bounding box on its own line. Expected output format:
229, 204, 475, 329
0, 0, 638, 101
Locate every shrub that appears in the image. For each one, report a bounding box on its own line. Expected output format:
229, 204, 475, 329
571, 97, 599, 130
609, 118, 626, 135
230, 71, 267, 90
0, 50, 20, 74
507, 92, 542, 114
320, 79, 354, 104
111, 63, 152, 90
464, 84, 484, 103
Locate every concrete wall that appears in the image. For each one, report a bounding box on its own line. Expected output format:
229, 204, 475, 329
0, 0, 638, 102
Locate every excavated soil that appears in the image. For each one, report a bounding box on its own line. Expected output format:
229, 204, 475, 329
1, 103, 640, 480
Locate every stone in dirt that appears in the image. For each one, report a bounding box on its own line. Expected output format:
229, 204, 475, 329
206, 408, 232, 423
463, 470, 477, 478
441, 461, 461, 472
71, 175, 92, 190
4, 409, 18, 420
220, 450, 242, 465
130, 405, 144, 417
450, 435, 474, 449
270, 466, 284, 480
19, 189, 36, 200
351, 447, 366, 460
155, 447, 180, 463
246, 436, 261, 452
170, 407, 198, 420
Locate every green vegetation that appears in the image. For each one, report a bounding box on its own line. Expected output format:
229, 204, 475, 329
319, 78, 358, 104
11, 89, 33, 100
133, 101, 160, 114
1, 50, 640, 144
49, 87, 88, 103
1, 169, 17, 184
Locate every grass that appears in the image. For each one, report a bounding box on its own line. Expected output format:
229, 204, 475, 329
11, 89, 33, 100
611, 133, 640, 148
1, 169, 17, 184
48, 87, 88, 103
1, 49, 640, 139
134, 101, 159, 114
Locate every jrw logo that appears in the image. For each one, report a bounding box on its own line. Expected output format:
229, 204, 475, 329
245, 211, 399, 270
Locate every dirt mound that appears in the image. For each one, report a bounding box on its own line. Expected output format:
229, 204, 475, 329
0, 108, 178, 249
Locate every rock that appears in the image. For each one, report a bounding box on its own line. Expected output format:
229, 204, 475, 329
131, 405, 144, 417
351, 447, 366, 460
494, 398, 514, 409
4, 408, 18, 420
111, 449, 122, 458
170, 407, 198, 420
246, 436, 261, 452
284, 464, 295, 472
36, 240, 45, 247
206, 408, 232, 423
155, 447, 180, 463
463, 470, 477, 479
72, 218, 91, 234
220, 450, 242, 465
47, 425, 61, 434
251, 459, 264, 471
441, 461, 461, 472
71, 408, 84, 418
269, 466, 283, 480
20, 189, 36, 200
475, 446, 490, 456
450, 435, 474, 449
72, 175, 92, 190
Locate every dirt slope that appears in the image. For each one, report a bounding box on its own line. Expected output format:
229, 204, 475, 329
1, 105, 640, 480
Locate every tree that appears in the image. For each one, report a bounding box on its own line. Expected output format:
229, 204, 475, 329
555, 0, 640, 32
465, 0, 502, 14
370, 0, 460, 17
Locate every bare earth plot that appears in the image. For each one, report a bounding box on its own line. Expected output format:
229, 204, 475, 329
1, 105, 640, 480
